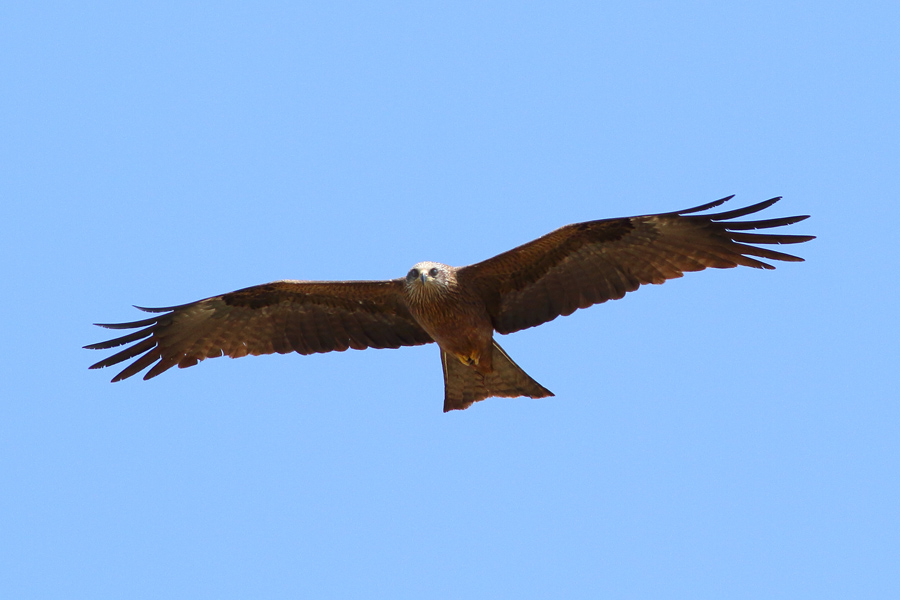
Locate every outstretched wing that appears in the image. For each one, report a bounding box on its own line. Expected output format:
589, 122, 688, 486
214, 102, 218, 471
86, 279, 433, 382
457, 196, 814, 335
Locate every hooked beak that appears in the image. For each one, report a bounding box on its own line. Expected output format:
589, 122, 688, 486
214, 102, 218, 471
420, 272, 428, 284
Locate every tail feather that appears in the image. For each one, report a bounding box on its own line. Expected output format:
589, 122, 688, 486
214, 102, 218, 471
441, 341, 554, 412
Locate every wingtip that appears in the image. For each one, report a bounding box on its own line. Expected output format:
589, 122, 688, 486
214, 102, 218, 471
86, 358, 126, 381
675, 194, 735, 215
134, 305, 173, 313
706, 197, 784, 221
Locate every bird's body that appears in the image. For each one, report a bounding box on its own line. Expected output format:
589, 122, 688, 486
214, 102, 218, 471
404, 261, 494, 373
87, 196, 813, 411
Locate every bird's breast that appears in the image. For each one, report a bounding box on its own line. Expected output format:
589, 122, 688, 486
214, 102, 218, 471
406, 287, 494, 367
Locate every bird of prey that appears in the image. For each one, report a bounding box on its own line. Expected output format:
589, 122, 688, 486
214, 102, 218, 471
86, 196, 813, 412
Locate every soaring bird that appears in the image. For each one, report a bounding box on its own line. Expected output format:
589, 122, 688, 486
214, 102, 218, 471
86, 196, 813, 411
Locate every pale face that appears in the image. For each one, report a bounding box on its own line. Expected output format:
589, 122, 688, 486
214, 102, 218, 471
406, 261, 450, 289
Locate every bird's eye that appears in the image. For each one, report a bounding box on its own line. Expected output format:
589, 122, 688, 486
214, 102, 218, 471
429, 267, 439, 277
408, 268, 419, 280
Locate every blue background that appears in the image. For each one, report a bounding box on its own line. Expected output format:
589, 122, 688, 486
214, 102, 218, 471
2, 2, 897, 598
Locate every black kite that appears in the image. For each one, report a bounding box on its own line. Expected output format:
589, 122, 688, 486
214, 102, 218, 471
87, 196, 813, 411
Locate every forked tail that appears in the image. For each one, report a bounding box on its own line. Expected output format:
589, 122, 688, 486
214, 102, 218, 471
441, 341, 554, 412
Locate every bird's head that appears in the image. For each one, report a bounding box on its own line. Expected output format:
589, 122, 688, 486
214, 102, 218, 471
405, 261, 454, 295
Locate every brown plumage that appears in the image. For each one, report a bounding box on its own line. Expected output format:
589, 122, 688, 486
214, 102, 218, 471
86, 196, 814, 412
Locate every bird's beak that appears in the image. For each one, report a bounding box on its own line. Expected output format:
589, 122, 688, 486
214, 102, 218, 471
420, 272, 428, 284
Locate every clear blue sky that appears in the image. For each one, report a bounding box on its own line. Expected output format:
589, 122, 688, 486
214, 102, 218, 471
2, 2, 897, 598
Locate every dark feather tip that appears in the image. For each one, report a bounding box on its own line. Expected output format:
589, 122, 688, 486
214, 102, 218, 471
134, 305, 177, 313
674, 195, 735, 215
